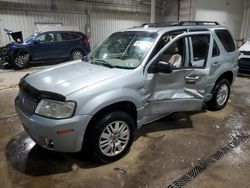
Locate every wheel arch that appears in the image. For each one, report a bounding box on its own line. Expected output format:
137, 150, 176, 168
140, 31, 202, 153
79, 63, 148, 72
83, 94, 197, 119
88, 101, 138, 127
12, 49, 31, 61
215, 71, 234, 85
70, 48, 85, 57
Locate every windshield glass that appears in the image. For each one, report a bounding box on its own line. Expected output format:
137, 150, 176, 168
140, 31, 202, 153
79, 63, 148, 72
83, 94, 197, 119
24, 33, 39, 43
88, 31, 157, 69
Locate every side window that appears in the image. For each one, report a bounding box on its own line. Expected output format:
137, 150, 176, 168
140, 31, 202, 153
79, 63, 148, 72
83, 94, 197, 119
151, 30, 186, 58
55, 33, 62, 41
190, 34, 210, 68
215, 29, 235, 52
159, 38, 185, 69
212, 40, 220, 57
61, 33, 71, 41
71, 34, 80, 40
36, 33, 54, 42
61, 33, 79, 41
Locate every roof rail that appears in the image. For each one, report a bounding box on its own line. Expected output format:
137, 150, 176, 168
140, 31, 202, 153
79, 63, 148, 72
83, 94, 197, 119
179, 21, 220, 26
141, 22, 179, 27
141, 21, 220, 28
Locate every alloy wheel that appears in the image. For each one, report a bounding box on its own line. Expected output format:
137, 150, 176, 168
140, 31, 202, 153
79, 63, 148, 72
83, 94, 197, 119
99, 121, 130, 157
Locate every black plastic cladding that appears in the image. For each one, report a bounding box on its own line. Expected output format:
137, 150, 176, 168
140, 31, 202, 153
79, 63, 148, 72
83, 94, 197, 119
19, 76, 66, 102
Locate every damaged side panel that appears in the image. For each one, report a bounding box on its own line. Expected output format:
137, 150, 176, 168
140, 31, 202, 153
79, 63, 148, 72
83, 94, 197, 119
144, 69, 206, 122
143, 31, 212, 122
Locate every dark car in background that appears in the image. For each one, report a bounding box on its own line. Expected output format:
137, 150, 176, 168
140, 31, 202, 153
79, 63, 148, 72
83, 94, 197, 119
0, 30, 90, 69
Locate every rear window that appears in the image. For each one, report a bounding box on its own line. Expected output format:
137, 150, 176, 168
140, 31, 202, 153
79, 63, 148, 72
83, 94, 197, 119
215, 29, 235, 52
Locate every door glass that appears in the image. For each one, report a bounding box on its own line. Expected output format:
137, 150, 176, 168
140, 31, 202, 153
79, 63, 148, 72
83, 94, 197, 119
159, 38, 185, 69
36, 33, 54, 42
190, 34, 210, 68
61, 33, 76, 41
151, 30, 186, 58
212, 40, 220, 57
55, 33, 63, 41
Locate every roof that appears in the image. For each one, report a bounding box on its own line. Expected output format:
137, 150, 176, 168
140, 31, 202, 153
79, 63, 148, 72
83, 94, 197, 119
121, 21, 228, 34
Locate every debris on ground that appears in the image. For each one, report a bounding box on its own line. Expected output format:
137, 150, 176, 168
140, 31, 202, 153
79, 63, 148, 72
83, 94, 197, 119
113, 168, 126, 175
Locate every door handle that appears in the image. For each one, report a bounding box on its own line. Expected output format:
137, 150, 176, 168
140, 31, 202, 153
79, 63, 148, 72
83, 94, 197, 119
212, 62, 220, 67
185, 75, 200, 80
185, 75, 200, 84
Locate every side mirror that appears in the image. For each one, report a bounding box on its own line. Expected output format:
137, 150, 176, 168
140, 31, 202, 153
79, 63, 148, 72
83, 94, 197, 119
155, 61, 174, 73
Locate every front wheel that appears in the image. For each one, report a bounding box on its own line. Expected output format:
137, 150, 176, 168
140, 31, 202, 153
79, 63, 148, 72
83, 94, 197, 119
206, 79, 230, 111
83, 111, 135, 163
13, 53, 29, 70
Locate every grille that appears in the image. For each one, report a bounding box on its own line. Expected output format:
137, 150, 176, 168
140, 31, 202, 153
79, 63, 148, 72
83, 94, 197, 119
18, 91, 37, 116
238, 58, 250, 72
242, 51, 250, 56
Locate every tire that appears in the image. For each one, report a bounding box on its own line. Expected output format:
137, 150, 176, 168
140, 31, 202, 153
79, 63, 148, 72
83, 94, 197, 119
13, 53, 29, 70
70, 49, 83, 60
83, 111, 135, 163
206, 79, 231, 111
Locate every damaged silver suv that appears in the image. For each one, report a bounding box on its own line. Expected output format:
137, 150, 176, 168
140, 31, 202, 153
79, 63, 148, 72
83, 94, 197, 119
15, 21, 239, 163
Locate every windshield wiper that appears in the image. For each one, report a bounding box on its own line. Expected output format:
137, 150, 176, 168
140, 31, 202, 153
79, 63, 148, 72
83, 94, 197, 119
90, 58, 114, 68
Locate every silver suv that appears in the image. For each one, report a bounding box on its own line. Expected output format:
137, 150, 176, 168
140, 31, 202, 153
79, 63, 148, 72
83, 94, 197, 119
15, 21, 239, 163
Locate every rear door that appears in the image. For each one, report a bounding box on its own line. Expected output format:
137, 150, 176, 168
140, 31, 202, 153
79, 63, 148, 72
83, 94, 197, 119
145, 31, 212, 121
58, 32, 82, 58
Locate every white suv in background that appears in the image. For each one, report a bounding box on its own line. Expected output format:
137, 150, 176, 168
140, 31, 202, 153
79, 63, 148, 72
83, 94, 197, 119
239, 38, 250, 73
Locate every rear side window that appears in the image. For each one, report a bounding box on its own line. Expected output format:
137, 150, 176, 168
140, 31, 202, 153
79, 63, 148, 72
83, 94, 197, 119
212, 40, 220, 57
215, 29, 235, 52
61, 33, 80, 41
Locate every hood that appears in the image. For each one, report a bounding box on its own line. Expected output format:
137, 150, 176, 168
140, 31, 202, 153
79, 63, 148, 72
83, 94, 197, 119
24, 60, 129, 96
4, 29, 23, 43
239, 40, 250, 52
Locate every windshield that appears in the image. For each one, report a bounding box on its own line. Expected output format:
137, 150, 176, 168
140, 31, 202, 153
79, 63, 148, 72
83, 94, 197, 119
88, 31, 157, 69
24, 33, 39, 43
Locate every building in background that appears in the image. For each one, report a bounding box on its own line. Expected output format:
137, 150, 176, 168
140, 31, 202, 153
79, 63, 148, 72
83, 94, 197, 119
0, 0, 249, 47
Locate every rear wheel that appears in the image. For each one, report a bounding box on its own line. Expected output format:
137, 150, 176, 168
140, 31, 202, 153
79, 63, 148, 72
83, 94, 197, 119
206, 79, 230, 111
13, 53, 29, 70
83, 111, 135, 163
70, 49, 83, 60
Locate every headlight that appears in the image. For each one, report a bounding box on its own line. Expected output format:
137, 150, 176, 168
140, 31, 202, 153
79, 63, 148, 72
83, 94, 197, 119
35, 99, 76, 119
1, 47, 10, 55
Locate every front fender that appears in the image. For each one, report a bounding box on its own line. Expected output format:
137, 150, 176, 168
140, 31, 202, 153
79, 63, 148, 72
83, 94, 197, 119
77, 88, 143, 117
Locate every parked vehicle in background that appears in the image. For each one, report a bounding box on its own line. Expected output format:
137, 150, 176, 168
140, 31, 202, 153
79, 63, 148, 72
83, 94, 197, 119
15, 21, 239, 163
0, 30, 90, 69
238, 38, 250, 73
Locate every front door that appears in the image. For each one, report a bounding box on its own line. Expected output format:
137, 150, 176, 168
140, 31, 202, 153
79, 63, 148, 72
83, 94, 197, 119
145, 32, 212, 121
31, 32, 58, 61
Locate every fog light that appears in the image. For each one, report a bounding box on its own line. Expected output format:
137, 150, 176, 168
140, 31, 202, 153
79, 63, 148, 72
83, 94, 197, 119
44, 138, 54, 148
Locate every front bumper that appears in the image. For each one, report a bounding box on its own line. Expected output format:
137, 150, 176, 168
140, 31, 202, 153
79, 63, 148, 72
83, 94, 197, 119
238, 54, 250, 72
15, 97, 92, 152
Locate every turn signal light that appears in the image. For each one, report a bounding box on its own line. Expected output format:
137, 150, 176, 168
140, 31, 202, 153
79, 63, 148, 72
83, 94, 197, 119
57, 129, 74, 135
